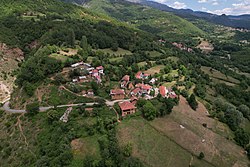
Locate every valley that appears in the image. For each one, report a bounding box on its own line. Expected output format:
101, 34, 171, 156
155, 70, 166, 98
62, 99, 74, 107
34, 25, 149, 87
0, 0, 250, 167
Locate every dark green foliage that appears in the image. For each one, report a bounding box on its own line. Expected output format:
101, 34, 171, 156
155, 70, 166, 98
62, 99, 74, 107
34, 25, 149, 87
238, 104, 250, 120
187, 94, 198, 110
16, 46, 62, 88
194, 84, 206, 99
142, 101, 157, 121
26, 102, 39, 116
122, 142, 133, 157
198, 152, 205, 159
234, 128, 249, 148
47, 109, 60, 124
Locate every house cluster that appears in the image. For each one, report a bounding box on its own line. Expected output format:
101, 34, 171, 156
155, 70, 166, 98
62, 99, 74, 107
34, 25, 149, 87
71, 61, 104, 84
172, 42, 193, 52
111, 72, 177, 117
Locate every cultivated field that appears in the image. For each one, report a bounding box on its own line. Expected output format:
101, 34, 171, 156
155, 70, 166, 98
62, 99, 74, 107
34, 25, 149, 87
117, 96, 249, 167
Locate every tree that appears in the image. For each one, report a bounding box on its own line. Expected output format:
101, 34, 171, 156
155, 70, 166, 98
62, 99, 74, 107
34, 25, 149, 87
234, 128, 249, 147
123, 142, 133, 157
68, 29, 75, 47
47, 110, 59, 124
80, 35, 88, 50
238, 104, 250, 119
142, 101, 157, 121
187, 94, 198, 110
198, 152, 205, 159
26, 102, 39, 116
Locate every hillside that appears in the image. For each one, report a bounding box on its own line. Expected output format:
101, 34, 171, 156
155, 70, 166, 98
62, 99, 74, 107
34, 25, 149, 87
1, 0, 250, 167
63, 0, 205, 43
128, 0, 250, 30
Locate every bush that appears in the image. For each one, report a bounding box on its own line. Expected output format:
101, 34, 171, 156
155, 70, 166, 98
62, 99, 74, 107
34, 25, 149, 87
187, 94, 198, 110
198, 152, 205, 159
26, 102, 39, 116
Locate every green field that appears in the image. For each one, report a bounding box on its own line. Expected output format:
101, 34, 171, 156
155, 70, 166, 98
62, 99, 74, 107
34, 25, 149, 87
201, 66, 240, 85
117, 117, 214, 167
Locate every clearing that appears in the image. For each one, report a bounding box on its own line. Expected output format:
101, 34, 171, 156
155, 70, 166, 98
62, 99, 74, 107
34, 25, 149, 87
145, 65, 165, 75
196, 41, 214, 53
201, 66, 240, 86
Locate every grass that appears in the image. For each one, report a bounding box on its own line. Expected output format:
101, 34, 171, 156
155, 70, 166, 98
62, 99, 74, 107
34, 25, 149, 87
144, 65, 164, 75
97, 48, 132, 56
201, 66, 240, 85
70, 135, 102, 166
49, 53, 70, 63
109, 57, 123, 62
117, 117, 213, 167
146, 51, 162, 58
167, 56, 179, 63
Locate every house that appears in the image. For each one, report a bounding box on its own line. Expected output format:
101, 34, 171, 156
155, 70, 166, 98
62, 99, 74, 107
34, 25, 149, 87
159, 86, 177, 98
84, 63, 91, 67
92, 69, 99, 77
135, 83, 152, 94
130, 96, 138, 105
168, 88, 177, 99
71, 61, 83, 68
119, 101, 137, 117
149, 78, 157, 85
95, 75, 102, 83
110, 89, 125, 100
128, 82, 135, 90
159, 85, 167, 97
96, 66, 104, 74
135, 71, 150, 80
131, 88, 141, 97
120, 75, 130, 88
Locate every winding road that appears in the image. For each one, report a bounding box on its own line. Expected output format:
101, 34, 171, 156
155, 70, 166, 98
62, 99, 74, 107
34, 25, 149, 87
1, 99, 130, 114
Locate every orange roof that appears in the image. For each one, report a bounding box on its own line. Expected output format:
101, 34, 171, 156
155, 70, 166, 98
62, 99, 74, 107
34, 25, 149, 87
159, 86, 166, 97
135, 83, 152, 90
110, 89, 125, 95
119, 101, 136, 111
141, 84, 152, 90
135, 71, 142, 79
131, 88, 141, 94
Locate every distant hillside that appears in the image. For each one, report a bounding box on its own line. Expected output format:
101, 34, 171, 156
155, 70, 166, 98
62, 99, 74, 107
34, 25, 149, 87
131, 0, 250, 30
61, 0, 205, 42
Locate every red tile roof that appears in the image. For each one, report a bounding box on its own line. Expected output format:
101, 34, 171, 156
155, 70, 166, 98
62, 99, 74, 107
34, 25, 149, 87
131, 88, 141, 94
110, 89, 125, 95
135, 71, 142, 79
122, 75, 130, 81
135, 83, 152, 90
92, 69, 98, 73
141, 84, 152, 90
119, 101, 136, 111
159, 86, 166, 97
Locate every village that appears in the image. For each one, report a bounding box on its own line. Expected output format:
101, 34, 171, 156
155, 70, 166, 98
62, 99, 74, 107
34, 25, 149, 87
59, 60, 178, 122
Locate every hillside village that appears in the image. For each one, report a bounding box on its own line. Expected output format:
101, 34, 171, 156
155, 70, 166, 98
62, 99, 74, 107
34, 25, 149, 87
60, 60, 178, 118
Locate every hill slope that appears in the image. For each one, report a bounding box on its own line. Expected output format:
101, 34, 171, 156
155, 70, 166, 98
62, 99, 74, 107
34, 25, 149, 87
62, 0, 205, 42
